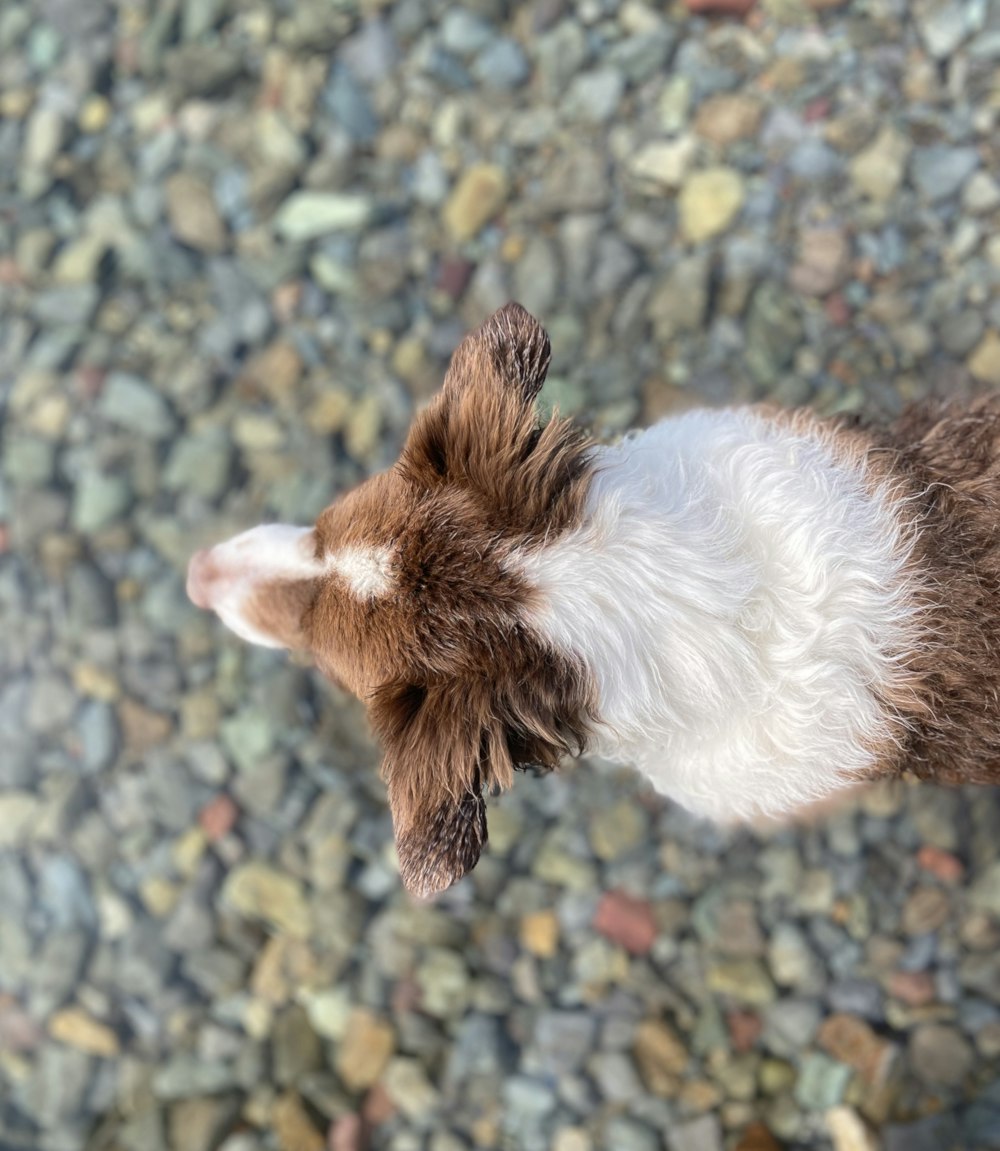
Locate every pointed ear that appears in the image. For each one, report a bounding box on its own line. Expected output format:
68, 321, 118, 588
398, 302, 556, 492
186, 524, 321, 650
444, 300, 552, 403
370, 681, 510, 898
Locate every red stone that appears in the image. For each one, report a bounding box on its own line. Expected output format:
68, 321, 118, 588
362, 1083, 395, 1128
888, 970, 936, 1007
804, 98, 831, 123
328, 1113, 365, 1151
824, 292, 851, 327
436, 257, 475, 301
727, 1009, 762, 1053
917, 845, 964, 884
199, 794, 238, 841
593, 891, 657, 955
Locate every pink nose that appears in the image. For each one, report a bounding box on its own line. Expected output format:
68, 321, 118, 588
186, 549, 214, 610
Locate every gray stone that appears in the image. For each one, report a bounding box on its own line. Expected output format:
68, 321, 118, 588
472, 39, 530, 89
31, 285, 100, 326
525, 1011, 597, 1076
99, 373, 177, 437
440, 9, 493, 55
72, 471, 132, 534
77, 701, 120, 773
668, 1115, 723, 1151
911, 146, 980, 202
909, 1023, 974, 1087
605, 1117, 661, 1151
564, 68, 625, 124
324, 65, 379, 142
793, 1052, 852, 1110
763, 999, 822, 1056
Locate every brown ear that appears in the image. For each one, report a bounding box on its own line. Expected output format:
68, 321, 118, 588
444, 300, 552, 402
370, 680, 511, 898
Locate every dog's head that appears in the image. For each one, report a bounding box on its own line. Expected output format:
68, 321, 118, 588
187, 303, 596, 896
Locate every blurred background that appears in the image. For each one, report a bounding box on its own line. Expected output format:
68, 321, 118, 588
2, 0, 1000, 1149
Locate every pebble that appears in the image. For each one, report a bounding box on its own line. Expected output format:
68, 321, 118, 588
968, 331, 1000, 387
909, 1023, 974, 1087
910, 145, 979, 203
166, 172, 228, 254
678, 168, 746, 243
335, 1009, 395, 1091
442, 165, 509, 242
629, 137, 697, 191
220, 863, 310, 938
273, 192, 374, 241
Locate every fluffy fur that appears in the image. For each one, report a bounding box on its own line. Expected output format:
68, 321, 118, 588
188, 302, 1000, 897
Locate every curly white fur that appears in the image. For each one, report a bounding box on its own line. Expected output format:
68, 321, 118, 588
518, 408, 924, 822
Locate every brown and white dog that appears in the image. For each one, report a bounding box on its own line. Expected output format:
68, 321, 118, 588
188, 302, 1000, 897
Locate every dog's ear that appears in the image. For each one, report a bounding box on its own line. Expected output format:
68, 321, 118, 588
444, 300, 552, 403
399, 302, 555, 495
370, 680, 513, 898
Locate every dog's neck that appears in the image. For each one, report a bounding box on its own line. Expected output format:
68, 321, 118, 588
517, 407, 923, 823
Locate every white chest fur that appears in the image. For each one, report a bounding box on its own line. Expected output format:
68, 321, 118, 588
518, 408, 922, 822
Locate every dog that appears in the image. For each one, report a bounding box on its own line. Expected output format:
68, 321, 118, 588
188, 301, 1000, 897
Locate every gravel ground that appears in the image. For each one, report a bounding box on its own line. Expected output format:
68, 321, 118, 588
2, 0, 1000, 1149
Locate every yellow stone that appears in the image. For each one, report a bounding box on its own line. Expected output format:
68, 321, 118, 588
141, 877, 179, 917
520, 910, 559, 958
969, 331, 1000, 386
27, 394, 71, 438
49, 1008, 120, 1057
0, 88, 34, 120
172, 828, 207, 879
79, 95, 112, 133
442, 164, 509, 242
307, 391, 351, 435
180, 691, 220, 740
222, 862, 310, 937
272, 1092, 325, 1151
633, 1019, 689, 1095
678, 168, 745, 244
335, 1009, 395, 1092
72, 663, 120, 702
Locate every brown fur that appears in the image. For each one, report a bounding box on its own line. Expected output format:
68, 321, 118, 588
300, 303, 597, 896
864, 396, 1000, 786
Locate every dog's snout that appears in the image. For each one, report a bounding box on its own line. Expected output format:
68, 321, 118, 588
186, 549, 215, 610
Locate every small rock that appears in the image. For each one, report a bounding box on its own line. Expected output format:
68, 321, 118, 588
593, 890, 657, 955
910, 145, 979, 203
272, 1092, 325, 1151
382, 1057, 441, 1120
968, 331, 1000, 387
789, 227, 849, 296
794, 1053, 852, 1111
707, 959, 776, 1005
678, 168, 745, 243
274, 192, 374, 241
850, 127, 909, 202
564, 68, 625, 124
817, 1014, 893, 1084
166, 172, 227, 254
49, 1007, 120, 1057
668, 1114, 723, 1151
472, 39, 530, 89
442, 165, 509, 242
694, 94, 763, 145
909, 1023, 973, 1087
633, 1019, 689, 1094
887, 970, 936, 1007
629, 137, 697, 191
520, 909, 559, 957
221, 862, 310, 937
72, 471, 131, 533
99, 372, 177, 437
335, 1009, 395, 1092
963, 171, 1000, 215
589, 799, 647, 861
827, 1107, 878, 1151
901, 886, 951, 935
